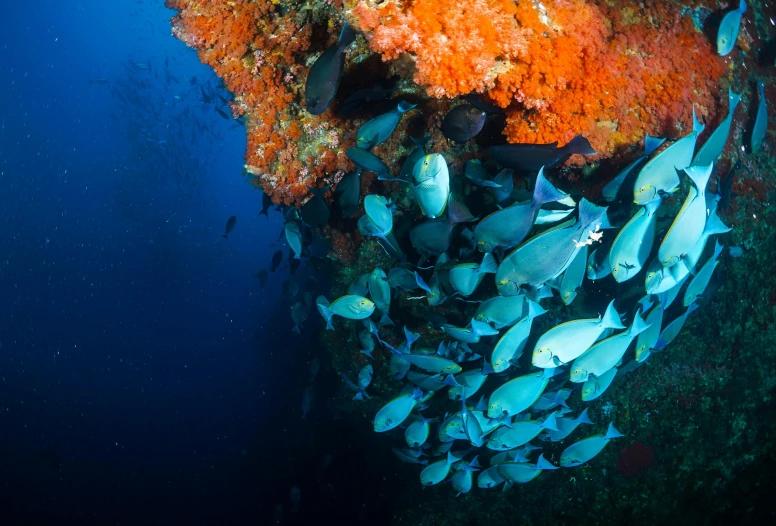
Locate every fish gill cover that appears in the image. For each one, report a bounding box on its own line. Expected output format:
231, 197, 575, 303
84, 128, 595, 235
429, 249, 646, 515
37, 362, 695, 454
166, 0, 776, 522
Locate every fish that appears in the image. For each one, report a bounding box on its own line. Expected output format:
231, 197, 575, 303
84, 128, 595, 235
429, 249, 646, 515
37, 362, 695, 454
474, 168, 569, 252
496, 455, 558, 484
487, 369, 555, 418
387, 267, 419, 291
451, 457, 481, 496
335, 169, 362, 218
655, 303, 699, 350
658, 164, 713, 267
543, 409, 594, 441
291, 300, 309, 333
490, 169, 514, 205
475, 294, 526, 329
358, 364, 374, 389
420, 451, 457, 486
337, 86, 394, 117
348, 274, 370, 296
633, 130, 698, 204
535, 207, 575, 225
441, 104, 487, 142
356, 100, 416, 149
285, 221, 304, 259
301, 385, 314, 419
405, 415, 433, 447
464, 160, 501, 188
410, 198, 475, 256
448, 369, 488, 401
477, 466, 507, 489
683, 198, 731, 270
559, 244, 587, 305
460, 398, 486, 448
391, 447, 429, 465
488, 134, 596, 172
300, 186, 330, 228
692, 88, 742, 167
289, 255, 301, 275
359, 329, 375, 358
464, 93, 506, 114
751, 82, 768, 153
373, 388, 423, 432
587, 245, 612, 280
608, 198, 661, 282
449, 253, 498, 297
305, 24, 356, 115
399, 136, 431, 181
496, 199, 609, 294
716, 0, 747, 56
271, 250, 283, 272
491, 299, 546, 373
259, 192, 273, 218
368, 268, 392, 323
407, 370, 447, 391
644, 256, 690, 296
412, 153, 450, 218
603, 135, 665, 202
634, 300, 664, 362
531, 388, 571, 411
684, 241, 724, 306
317, 295, 375, 330
282, 278, 300, 299
364, 195, 393, 234
488, 415, 558, 451
341, 371, 370, 400
532, 299, 625, 368
569, 311, 650, 383
215, 107, 231, 120
559, 422, 623, 467
346, 147, 393, 180
358, 214, 402, 256
289, 486, 301, 512
256, 269, 268, 288
718, 160, 739, 212
443, 319, 499, 344
222, 215, 236, 238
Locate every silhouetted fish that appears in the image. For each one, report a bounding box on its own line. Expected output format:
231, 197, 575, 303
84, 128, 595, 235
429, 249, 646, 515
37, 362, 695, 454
290, 252, 301, 275
300, 186, 330, 228
305, 24, 356, 115
442, 104, 486, 142
271, 250, 283, 272
256, 269, 268, 288
222, 215, 236, 238
335, 169, 362, 217
259, 192, 272, 218
489, 134, 596, 172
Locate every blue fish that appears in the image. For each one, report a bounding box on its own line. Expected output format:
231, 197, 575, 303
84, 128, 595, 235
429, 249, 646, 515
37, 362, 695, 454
752, 82, 768, 152
717, 0, 747, 56
356, 100, 416, 149
305, 24, 356, 114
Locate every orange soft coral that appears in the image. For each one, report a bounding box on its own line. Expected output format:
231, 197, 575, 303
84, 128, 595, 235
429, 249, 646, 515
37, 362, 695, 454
167, 0, 349, 206
353, 0, 725, 158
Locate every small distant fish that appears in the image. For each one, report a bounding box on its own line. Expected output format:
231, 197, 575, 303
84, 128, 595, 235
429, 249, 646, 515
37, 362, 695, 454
717, 0, 747, 56
559, 422, 623, 467
289, 486, 301, 512
301, 385, 314, 419
222, 215, 236, 238
300, 186, 330, 228
356, 100, 416, 149
283, 278, 300, 299
488, 134, 596, 172
259, 192, 273, 218
285, 221, 303, 259
271, 250, 283, 272
751, 82, 768, 153
309, 356, 320, 383
718, 160, 739, 211
256, 269, 268, 288
317, 295, 375, 330
291, 300, 309, 333
305, 24, 356, 115
215, 107, 231, 120
441, 104, 487, 142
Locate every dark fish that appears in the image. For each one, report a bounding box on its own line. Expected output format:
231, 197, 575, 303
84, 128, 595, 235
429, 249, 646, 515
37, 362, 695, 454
464, 93, 506, 114
337, 86, 394, 117
271, 250, 283, 272
335, 169, 362, 217
488, 134, 596, 172
215, 108, 231, 120
259, 192, 273, 218
283, 278, 299, 298
216, 93, 231, 105
410, 199, 476, 256
189, 76, 198, 85
399, 136, 430, 180
222, 215, 237, 238
441, 104, 487, 142
718, 159, 740, 211
256, 269, 268, 288
200, 86, 211, 104
300, 186, 331, 228
290, 252, 301, 275
346, 147, 393, 180
305, 24, 356, 115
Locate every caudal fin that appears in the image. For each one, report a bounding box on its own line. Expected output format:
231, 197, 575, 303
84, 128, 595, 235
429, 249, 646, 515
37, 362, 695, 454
628, 310, 651, 338
479, 252, 498, 274
644, 134, 666, 156
578, 198, 609, 229
603, 422, 624, 440
446, 198, 476, 226
563, 134, 596, 156
398, 100, 417, 113
601, 299, 626, 329
703, 208, 732, 236
532, 168, 569, 207
337, 23, 356, 51
684, 164, 713, 193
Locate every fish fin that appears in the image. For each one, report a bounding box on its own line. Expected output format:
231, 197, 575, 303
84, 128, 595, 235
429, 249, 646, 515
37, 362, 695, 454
532, 167, 569, 206
353, 392, 363, 401
629, 310, 651, 338
443, 374, 460, 387
563, 134, 596, 156
604, 422, 624, 440
644, 134, 666, 156
692, 105, 705, 135
540, 412, 559, 432
471, 319, 498, 337
259, 210, 268, 218
397, 100, 417, 113
684, 164, 713, 192
337, 23, 356, 50
578, 198, 608, 228
728, 88, 742, 114
411, 135, 431, 148
292, 324, 300, 334
404, 326, 421, 348
446, 198, 476, 225
739, 0, 747, 14
379, 313, 395, 327
576, 407, 594, 425
703, 208, 732, 236
654, 338, 668, 351
360, 350, 374, 360
479, 252, 498, 274
535, 454, 559, 471
481, 359, 495, 376
687, 303, 700, 316
601, 299, 626, 329
713, 240, 725, 260
475, 395, 488, 412
307, 185, 330, 198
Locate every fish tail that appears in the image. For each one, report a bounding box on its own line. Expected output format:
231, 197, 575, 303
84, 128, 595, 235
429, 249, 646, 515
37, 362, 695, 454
337, 23, 356, 50
703, 209, 732, 236
411, 135, 431, 148
577, 198, 608, 228
728, 88, 742, 114
446, 198, 476, 226
292, 324, 300, 334
576, 407, 594, 425
307, 185, 330, 198
603, 422, 624, 440
563, 134, 596, 156
479, 252, 498, 274
644, 134, 666, 156
532, 168, 568, 206
601, 300, 625, 329
443, 374, 461, 387
397, 100, 417, 113
378, 313, 394, 327
692, 105, 705, 134
353, 392, 363, 401
534, 454, 559, 471
685, 164, 713, 192
540, 412, 559, 432
739, 0, 747, 14
526, 299, 548, 319
359, 350, 373, 360
629, 310, 651, 338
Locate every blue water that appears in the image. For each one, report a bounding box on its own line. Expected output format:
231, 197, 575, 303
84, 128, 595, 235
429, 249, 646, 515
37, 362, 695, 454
0, 2, 379, 523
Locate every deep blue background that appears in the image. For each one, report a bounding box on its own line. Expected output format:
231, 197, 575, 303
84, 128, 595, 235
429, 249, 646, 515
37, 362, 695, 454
0, 1, 383, 524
